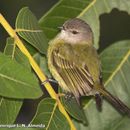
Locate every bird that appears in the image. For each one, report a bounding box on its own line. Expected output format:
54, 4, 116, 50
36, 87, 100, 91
47, 18, 130, 115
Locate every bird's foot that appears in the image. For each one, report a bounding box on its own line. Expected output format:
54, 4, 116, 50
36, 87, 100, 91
57, 93, 65, 97
41, 78, 58, 85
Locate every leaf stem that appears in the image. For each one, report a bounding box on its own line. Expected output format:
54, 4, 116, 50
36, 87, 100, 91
0, 13, 76, 130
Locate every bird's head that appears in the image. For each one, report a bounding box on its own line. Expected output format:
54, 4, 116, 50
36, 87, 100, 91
58, 18, 93, 45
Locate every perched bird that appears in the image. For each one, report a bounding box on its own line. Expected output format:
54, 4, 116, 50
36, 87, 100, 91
47, 18, 130, 115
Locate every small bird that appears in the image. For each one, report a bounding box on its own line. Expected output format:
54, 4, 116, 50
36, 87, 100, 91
47, 18, 130, 115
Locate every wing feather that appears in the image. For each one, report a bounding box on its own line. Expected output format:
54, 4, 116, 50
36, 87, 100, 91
52, 50, 94, 98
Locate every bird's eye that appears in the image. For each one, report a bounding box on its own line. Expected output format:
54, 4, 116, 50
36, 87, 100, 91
72, 30, 79, 34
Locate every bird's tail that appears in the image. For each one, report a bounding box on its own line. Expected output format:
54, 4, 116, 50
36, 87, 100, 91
98, 88, 130, 116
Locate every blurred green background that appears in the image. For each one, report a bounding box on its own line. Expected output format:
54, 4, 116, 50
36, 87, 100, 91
1, 0, 130, 124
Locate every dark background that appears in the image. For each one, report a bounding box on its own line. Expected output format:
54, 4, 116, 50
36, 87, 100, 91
1, 0, 130, 124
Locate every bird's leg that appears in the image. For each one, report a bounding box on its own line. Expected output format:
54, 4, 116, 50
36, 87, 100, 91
58, 93, 65, 97
95, 93, 103, 111
41, 78, 66, 98
41, 79, 75, 101
48, 78, 58, 84
41, 78, 58, 85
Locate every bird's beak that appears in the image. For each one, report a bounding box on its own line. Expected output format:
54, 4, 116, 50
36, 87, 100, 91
58, 26, 63, 30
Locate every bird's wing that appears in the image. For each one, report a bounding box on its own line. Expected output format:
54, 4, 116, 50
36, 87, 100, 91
52, 50, 94, 98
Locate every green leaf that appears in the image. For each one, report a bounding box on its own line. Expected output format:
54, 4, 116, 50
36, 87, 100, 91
0, 97, 22, 124
101, 40, 130, 82
4, 37, 31, 70
39, 0, 92, 40
0, 38, 24, 124
74, 40, 130, 130
32, 98, 70, 130
33, 53, 52, 78
0, 53, 43, 99
16, 7, 48, 54
78, 0, 130, 48
59, 88, 88, 125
